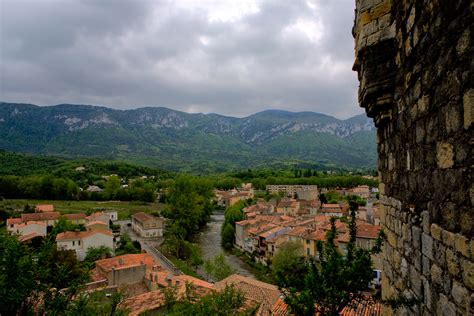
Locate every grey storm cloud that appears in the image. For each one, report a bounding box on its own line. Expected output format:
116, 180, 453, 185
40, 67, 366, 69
0, 0, 362, 118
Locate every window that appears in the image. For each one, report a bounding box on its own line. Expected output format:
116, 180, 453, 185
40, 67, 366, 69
306, 239, 310, 244
306, 248, 310, 256
72, 241, 75, 246
78, 240, 81, 246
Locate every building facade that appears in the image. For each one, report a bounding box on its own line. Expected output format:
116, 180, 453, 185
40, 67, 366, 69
132, 212, 163, 238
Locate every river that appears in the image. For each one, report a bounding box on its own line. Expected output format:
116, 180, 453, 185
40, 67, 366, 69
196, 213, 256, 279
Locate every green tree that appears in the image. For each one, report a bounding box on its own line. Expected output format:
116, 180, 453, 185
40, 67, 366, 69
204, 253, 234, 282
221, 222, 235, 250
84, 246, 112, 264
104, 175, 121, 200
271, 241, 307, 290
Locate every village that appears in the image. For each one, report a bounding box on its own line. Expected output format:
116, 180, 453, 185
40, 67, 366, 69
5, 182, 383, 315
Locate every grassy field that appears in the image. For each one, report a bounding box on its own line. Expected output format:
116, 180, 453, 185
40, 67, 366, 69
0, 199, 166, 220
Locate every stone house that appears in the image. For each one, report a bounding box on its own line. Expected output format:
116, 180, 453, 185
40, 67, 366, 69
276, 198, 300, 215
63, 213, 87, 225
132, 212, 163, 238
92, 253, 157, 286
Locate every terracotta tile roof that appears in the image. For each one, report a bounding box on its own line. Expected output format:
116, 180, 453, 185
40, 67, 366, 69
214, 274, 282, 313
321, 204, 342, 209
86, 220, 108, 227
305, 229, 327, 241
269, 296, 382, 316
356, 223, 381, 239
267, 234, 288, 246
235, 219, 257, 226
286, 226, 311, 237
19, 232, 42, 242
86, 211, 105, 221
132, 212, 156, 222
248, 223, 277, 236
271, 297, 290, 315
90, 267, 108, 282
255, 215, 282, 223
56, 229, 112, 241
63, 213, 87, 220
6, 218, 22, 225
35, 204, 54, 212
340, 298, 382, 316
178, 275, 213, 289
22, 212, 60, 222
260, 226, 286, 239
121, 289, 166, 316
121, 282, 212, 316
16, 221, 47, 228
95, 253, 156, 273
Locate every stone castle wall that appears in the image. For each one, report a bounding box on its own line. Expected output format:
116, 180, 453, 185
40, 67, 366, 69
353, 0, 472, 314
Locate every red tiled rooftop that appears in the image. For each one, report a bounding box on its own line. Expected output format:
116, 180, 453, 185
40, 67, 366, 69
16, 221, 47, 228
260, 226, 286, 239
35, 204, 54, 212
95, 253, 156, 273
56, 229, 112, 241
63, 213, 87, 220
214, 274, 282, 310
133, 212, 157, 222
321, 204, 342, 209
356, 223, 381, 239
19, 232, 42, 242
7, 218, 23, 225
21, 212, 60, 222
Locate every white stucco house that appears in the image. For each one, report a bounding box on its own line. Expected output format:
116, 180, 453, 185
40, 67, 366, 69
56, 230, 114, 260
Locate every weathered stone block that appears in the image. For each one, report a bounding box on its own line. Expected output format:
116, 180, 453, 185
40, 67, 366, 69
431, 263, 443, 285
371, 2, 391, 19
421, 211, 430, 234
437, 293, 456, 316
430, 223, 442, 241
442, 229, 455, 248
436, 142, 454, 169
454, 234, 470, 258
410, 265, 422, 296
463, 89, 473, 129
421, 233, 433, 260
412, 225, 421, 249
462, 259, 474, 290
446, 248, 460, 276
451, 281, 468, 307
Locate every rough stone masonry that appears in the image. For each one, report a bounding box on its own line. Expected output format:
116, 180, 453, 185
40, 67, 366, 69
353, 0, 472, 315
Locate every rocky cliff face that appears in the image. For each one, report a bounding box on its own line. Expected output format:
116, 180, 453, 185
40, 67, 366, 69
353, 1, 472, 314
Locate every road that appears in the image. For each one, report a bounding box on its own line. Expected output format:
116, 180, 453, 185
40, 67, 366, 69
114, 219, 181, 274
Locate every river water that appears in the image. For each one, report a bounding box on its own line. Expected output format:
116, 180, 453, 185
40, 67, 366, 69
196, 213, 256, 279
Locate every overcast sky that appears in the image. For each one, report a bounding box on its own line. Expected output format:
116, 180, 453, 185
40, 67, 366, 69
0, 0, 361, 119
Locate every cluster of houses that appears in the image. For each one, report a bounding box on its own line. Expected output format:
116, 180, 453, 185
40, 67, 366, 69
6, 204, 163, 261
229, 184, 382, 276
214, 183, 255, 208
88, 253, 381, 315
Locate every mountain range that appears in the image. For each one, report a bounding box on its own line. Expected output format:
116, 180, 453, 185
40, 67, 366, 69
0, 102, 377, 173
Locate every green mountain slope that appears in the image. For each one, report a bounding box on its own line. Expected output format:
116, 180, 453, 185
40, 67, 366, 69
0, 102, 376, 172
